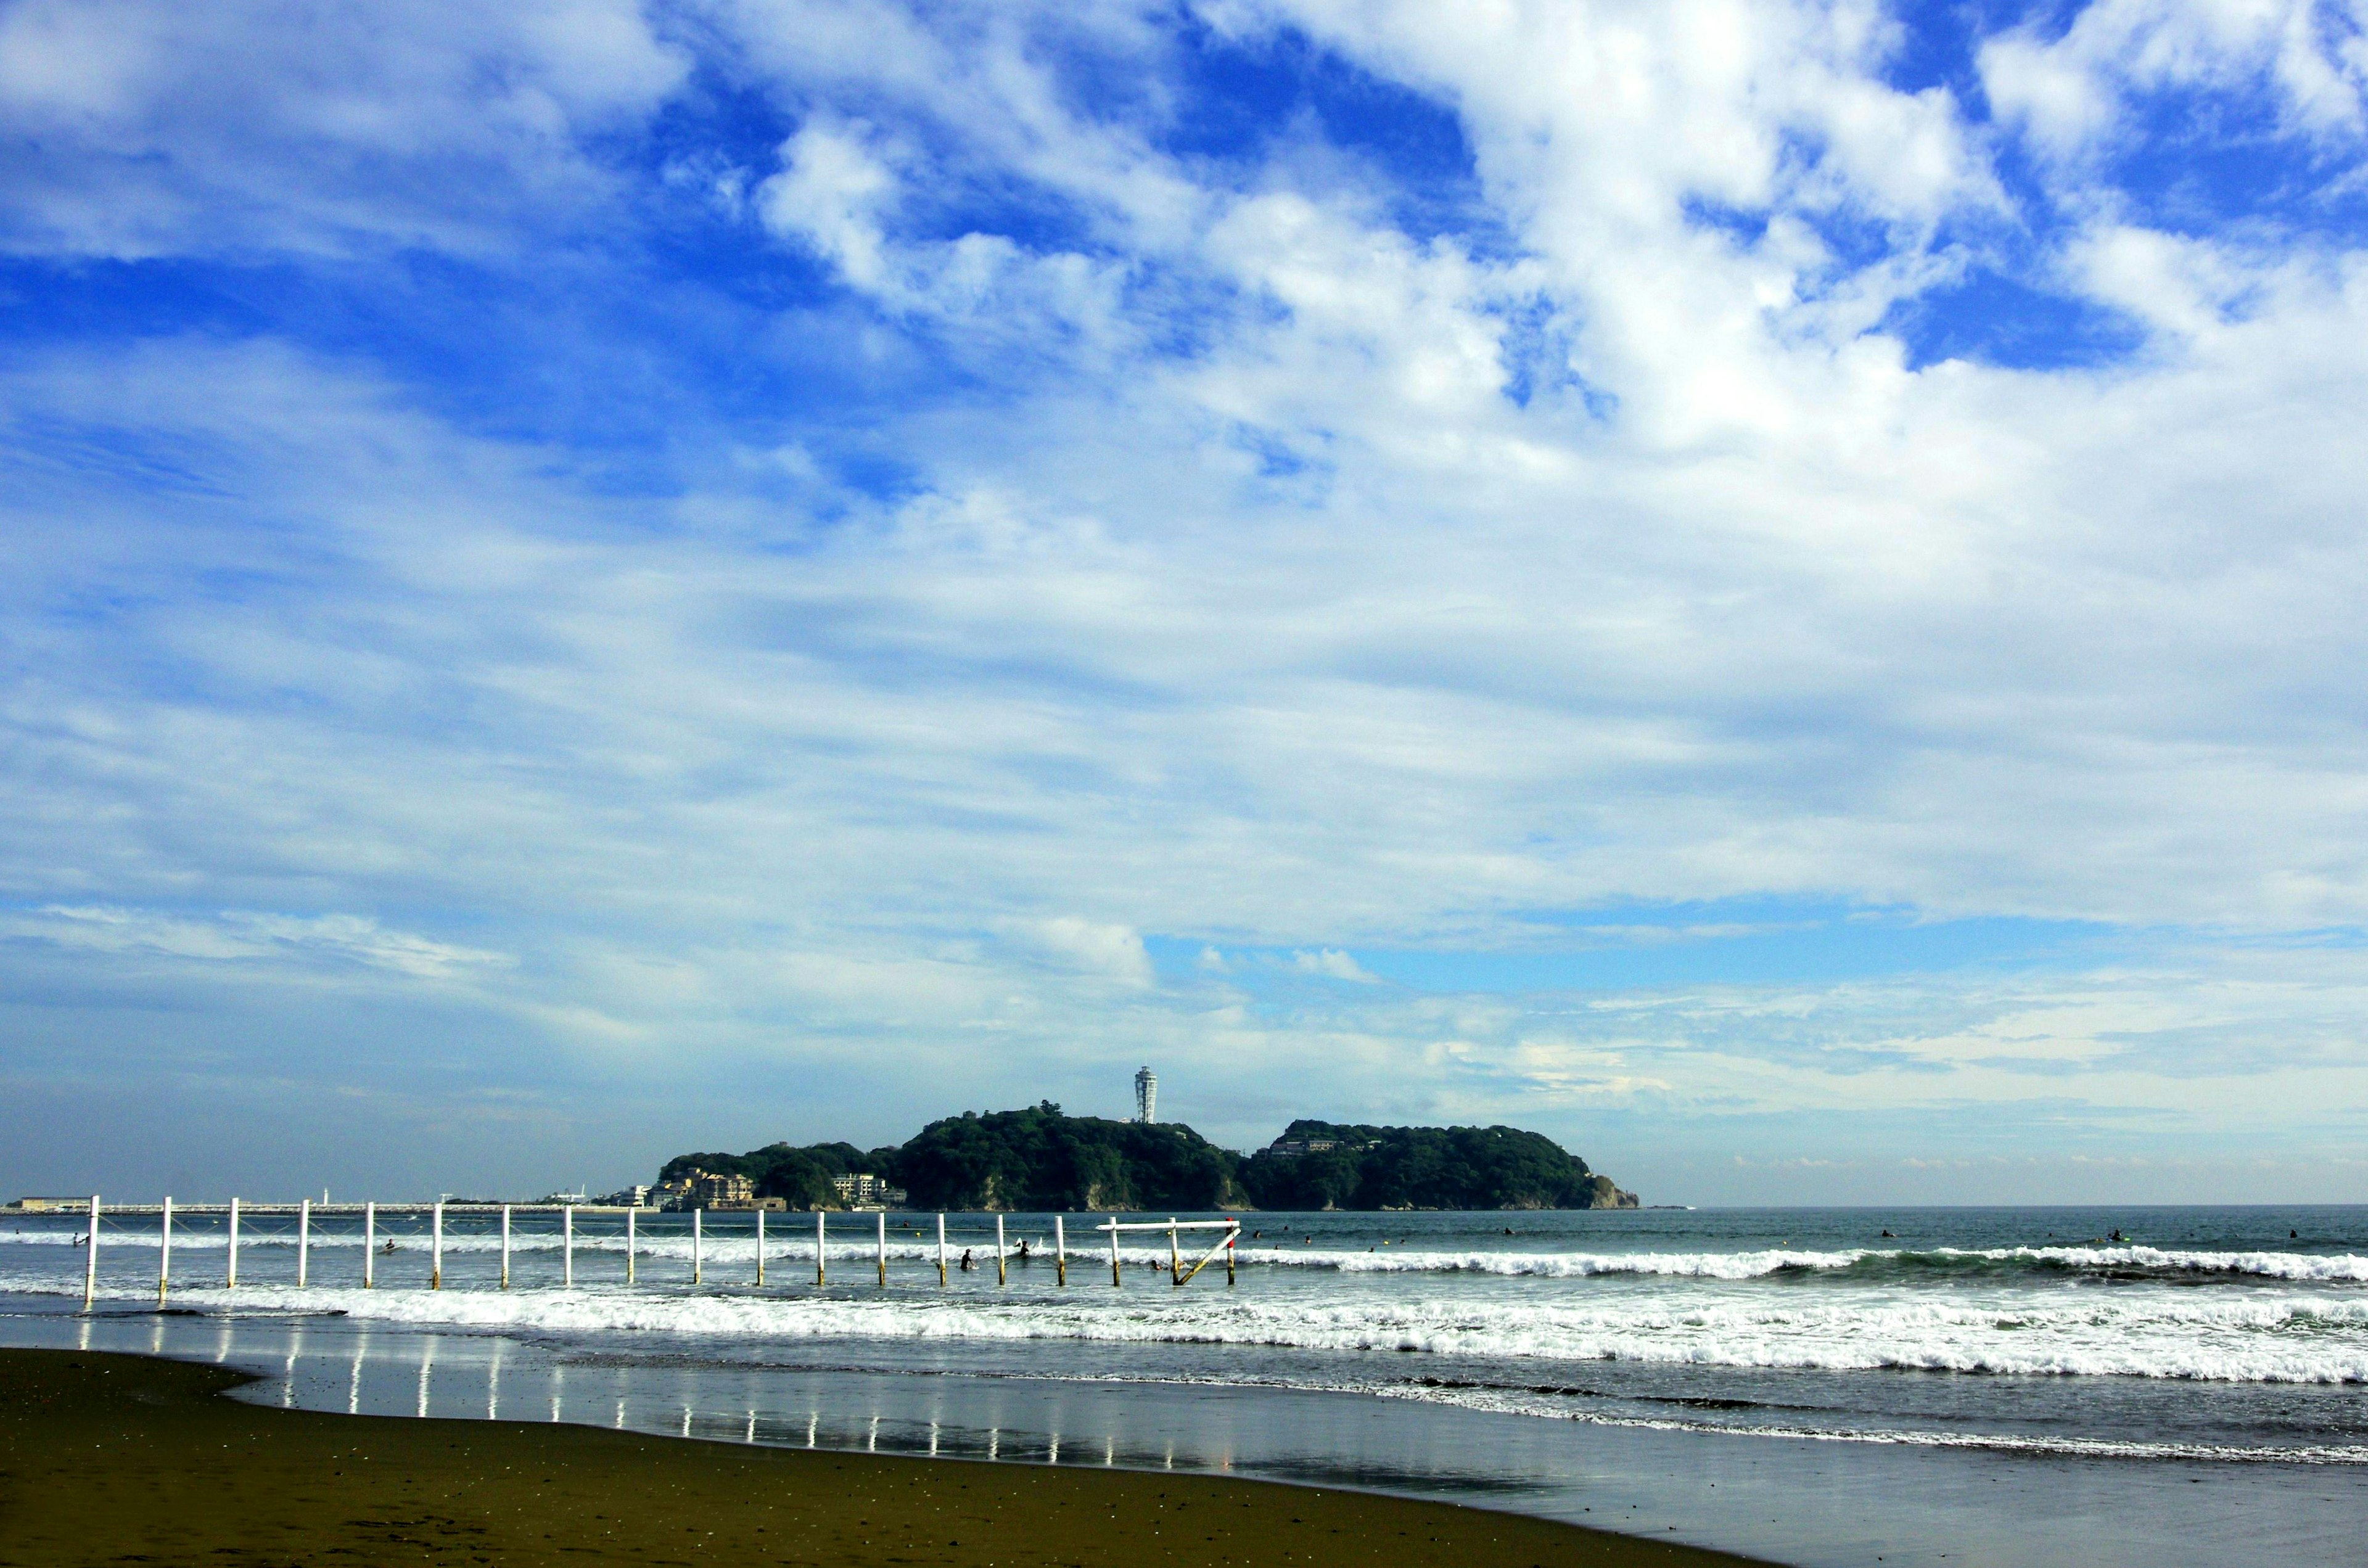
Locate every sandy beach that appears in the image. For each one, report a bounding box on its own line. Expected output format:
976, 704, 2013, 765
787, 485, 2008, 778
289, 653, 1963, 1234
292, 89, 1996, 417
0, 1348, 1754, 1567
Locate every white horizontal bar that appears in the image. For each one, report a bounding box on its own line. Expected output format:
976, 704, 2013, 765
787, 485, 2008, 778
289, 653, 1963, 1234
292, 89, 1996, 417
1094, 1220, 1238, 1233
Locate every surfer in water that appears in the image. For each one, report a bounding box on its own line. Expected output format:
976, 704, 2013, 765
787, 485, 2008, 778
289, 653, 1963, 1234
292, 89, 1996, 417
959, 1248, 974, 1272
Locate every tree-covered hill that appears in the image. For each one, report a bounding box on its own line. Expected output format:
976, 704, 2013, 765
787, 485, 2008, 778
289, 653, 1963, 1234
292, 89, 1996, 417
659, 1106, 1631, 1210
657, 1140, 897, 1210
1238, 1119, 1634, 1210
893, 1103, 1246, 1212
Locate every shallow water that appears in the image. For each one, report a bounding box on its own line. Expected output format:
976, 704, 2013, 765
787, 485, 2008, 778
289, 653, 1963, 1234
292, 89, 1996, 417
6, 1204, 2367, 1566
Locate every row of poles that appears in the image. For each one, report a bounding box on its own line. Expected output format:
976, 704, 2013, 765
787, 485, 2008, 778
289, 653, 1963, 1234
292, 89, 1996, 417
70, 1196, 1240, 1313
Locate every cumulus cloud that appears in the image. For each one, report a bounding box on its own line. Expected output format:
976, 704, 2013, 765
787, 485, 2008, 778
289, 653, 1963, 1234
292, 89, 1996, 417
1024, 918, 1157, 988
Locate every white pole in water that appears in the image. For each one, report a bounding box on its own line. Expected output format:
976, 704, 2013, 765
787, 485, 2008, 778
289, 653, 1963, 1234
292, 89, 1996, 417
157, 1196, 173, 1307
815, 1210, 826, 1287
297, 1199, 311, 1288
876, 1212, 887, 1288
1054, 1215, 1067, 1287
1227, 1221, 1236, 1286
995, 1215, 1008, 1287
693, 1209, 704, 1286
626, 1207, 637, 1285
1109, 1213, 1120, 1287
363, 1202, 376, 1288
1169, 1218, 1181, 1286
500, 1205, 512, 1290
431, 1201, 445, 1290
81, 1194, 100, 1313
936, 1213, 947, 1287
226, 1196, 240, 1288
563, 1205, 575, 1289
755, 1209, 767, 1288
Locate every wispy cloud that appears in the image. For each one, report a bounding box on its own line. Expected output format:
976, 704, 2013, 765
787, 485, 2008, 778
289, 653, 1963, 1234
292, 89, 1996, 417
9, 906, 509, 979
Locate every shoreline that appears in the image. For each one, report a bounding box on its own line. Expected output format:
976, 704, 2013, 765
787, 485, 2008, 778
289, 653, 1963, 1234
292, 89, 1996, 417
0, 1347, 1759, 1567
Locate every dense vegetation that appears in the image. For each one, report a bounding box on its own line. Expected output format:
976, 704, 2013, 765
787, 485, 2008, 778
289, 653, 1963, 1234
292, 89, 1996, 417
1236, 1120, 1632, 1211
894, 1104, 1246, 1212
656, 1140, 897, 1210
660, 1107, 1630, 1211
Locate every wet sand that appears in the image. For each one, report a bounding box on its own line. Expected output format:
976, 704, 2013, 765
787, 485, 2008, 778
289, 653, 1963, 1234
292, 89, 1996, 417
0, 1348, 1757, 1567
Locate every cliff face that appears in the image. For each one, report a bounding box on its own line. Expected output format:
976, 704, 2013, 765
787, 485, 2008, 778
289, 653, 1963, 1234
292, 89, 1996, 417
1579, 1173, 1640, 1210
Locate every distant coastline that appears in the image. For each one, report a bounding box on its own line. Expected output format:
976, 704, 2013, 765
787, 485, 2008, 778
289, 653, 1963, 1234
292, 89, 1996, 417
656, 1104, 1637, 1213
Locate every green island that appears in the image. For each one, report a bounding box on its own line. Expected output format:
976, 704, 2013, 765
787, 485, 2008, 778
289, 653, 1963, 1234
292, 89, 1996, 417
660, 1105, 1636, 1212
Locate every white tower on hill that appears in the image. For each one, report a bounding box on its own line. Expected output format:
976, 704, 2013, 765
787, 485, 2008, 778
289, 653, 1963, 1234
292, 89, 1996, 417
1134, 1065, 1158, 1124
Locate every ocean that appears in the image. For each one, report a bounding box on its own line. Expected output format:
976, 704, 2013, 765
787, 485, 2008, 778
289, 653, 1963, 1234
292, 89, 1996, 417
5, 1203, 2366, 1566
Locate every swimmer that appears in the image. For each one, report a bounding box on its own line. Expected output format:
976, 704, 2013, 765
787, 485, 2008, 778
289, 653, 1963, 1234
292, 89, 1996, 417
960, 1247, 974, 1271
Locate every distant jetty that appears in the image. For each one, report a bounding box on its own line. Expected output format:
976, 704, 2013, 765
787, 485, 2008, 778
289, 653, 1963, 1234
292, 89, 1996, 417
659, 1105, 1635, 1213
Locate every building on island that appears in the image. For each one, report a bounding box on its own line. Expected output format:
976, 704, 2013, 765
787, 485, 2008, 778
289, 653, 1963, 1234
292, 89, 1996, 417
831, 1173, 908, 1209
1262, 1135, 1375, 1159
1134, 1065, 1158, 1124
693, 1171, 757, 1208
656, 1170, 762, 1210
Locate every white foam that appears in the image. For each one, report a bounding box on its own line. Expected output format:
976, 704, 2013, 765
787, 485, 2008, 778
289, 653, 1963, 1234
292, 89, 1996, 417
55, 1278, 2368, 1385
1938, 1245, 2368, 1283
1249, 1246, 1867, 1278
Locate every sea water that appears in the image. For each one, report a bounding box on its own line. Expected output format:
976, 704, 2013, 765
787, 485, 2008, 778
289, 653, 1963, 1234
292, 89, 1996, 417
6, 1204, 2366, 1566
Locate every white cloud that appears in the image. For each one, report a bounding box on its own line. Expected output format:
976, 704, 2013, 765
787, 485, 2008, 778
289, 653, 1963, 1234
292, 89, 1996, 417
1024, 917, 1157, 988
1980, 0, 2368, 166
757, 116, 903, 287
7, 3, 2368, 1196
0, 0, 688, 258
9, 905, 509, 979
1293, 948, 1380, 982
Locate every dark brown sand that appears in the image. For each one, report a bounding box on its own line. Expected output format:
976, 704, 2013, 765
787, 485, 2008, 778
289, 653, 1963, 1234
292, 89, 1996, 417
0, 1348, 1758, 1567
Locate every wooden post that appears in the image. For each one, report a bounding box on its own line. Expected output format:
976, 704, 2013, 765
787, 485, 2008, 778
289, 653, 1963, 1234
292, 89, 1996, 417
815, 1209, 826, 1287
1055, 1215, 1066, 1287
996, 1215, 1007, 1287
626, 1206, 637, 1285
693, 1209, 704, 1286
1169, 1218, 1180, 1287
1227, 1223, 1236, 1286
755, 1209, 767, 1288
81, 1194, 99, 1313
363, 1202, 375, 1289
226, 1197, 240, 1288
936, 1213, 947, 1287
876, 1212, 887, 1288
157, 1196, 172, 1307
1109, 1214, 1120, 1287
298, 1199, 311, 1289
431, 1201, 445, 1290
562, 1205, 574, 1289
500, 1205, 512, 1290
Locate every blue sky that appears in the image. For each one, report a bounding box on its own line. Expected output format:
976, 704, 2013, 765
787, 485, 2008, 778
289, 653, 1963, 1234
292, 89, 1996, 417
6, 0, 2368, 1204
